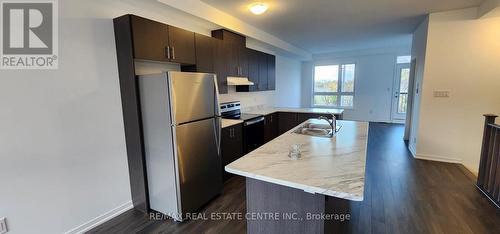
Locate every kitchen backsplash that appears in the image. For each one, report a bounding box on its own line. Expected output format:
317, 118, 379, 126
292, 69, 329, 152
219, 86, 275, 111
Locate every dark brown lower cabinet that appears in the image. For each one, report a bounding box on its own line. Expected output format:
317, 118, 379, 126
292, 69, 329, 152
221, 124, 243, 181
298, 113, 320, 123
298, 112, 343, 122
264, 113, 279, 143
278, 112, 299, 134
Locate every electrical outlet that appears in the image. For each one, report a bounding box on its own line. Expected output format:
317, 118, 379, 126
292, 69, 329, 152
433, 90, 450, 98
0, 217, 7, 234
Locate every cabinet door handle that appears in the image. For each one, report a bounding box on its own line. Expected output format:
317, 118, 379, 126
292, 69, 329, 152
230, 128, 234, 138
165, 46, 170, 59
171, 46, 176, 60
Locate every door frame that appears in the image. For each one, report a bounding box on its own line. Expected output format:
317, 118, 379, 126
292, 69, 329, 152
404, 59, 417, 140
391, 63, 411, 122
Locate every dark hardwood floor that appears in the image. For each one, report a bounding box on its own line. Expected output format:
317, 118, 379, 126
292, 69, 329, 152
88, 123, 500, 234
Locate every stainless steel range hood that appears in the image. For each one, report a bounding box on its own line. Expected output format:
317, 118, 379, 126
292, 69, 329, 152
227, 77, 254, 86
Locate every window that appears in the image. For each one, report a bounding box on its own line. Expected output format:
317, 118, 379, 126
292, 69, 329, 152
397, 67, 410, 114
396, 55, 411, 64
313, 64, 355, 107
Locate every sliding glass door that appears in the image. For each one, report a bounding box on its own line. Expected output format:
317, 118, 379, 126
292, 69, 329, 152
392, 63, 410, 121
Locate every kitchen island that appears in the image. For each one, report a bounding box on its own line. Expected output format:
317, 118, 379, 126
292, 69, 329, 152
225, 119, 369, 233
245, 107, 345, 117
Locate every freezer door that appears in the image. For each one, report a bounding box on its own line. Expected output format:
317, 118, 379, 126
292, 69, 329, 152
173, 117, 222, 214
168, 71, 217, 124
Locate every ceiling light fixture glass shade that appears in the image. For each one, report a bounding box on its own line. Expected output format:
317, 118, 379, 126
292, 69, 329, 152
248, 2, 268, 15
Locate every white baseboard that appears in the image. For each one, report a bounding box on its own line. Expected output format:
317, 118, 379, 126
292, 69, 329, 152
65, 201, 133, 234
408, 144, 416, 157
391, 119, 406, 124
414, 153, 462, 164
463, 165, 478, 176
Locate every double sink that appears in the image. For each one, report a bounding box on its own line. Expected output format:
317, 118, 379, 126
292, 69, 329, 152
292, 120, 341, 138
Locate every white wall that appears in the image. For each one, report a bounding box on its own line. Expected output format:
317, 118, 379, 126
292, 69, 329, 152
0, 0, 302, 233
408, 17, 429, 155
301, 61, 314, 108
274, 56, 302, 108
0, 3, 132, 234
301, 46, 412, 122
412, 7, 500, 174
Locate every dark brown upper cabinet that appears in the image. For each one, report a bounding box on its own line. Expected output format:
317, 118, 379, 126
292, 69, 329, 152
258, 52, 268, 90
193, 33, 215, 73
267, 54, 276, 90
213, 39, 228, 94
168, 26, 196, 64
124, 16, 273, 94
130, 15, 195, 65
212, 29, 248, 77
237, 49, 275, 92
212, 29, 246, 47
237, 46, 249, 77
238, 48, 259, 92
131, 15, 169, 62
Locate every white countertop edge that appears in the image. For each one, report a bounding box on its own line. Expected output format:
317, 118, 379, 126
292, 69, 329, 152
221, 119, 243, 128
244, 107, 345, 116
225, 166, 364, 201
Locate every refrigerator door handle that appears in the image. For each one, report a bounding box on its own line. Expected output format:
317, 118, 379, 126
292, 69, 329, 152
214, 75, 221, 117
213, 75, 222, 157
214, 117, 221, 159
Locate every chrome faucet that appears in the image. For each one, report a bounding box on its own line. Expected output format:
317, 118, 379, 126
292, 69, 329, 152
318, 114, 337, 135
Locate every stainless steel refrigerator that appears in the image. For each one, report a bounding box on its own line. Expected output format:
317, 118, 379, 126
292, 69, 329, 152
138, 71, 222, 221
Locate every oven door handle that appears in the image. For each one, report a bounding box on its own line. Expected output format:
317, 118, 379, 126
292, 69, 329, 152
245, 116, 265, 126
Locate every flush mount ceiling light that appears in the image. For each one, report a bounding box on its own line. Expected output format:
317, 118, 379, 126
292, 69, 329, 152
248, 2, 268, 15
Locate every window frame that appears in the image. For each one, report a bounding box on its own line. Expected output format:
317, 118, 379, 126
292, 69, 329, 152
312, 62, 357, 109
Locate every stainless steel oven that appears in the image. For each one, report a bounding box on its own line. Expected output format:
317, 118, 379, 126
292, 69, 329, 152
220, 101, 265, 153
243, 116, 265, 153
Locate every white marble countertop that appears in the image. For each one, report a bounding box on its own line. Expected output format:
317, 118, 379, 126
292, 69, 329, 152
221, 119, 243, 128
244, 107, 344, 116
225, 119, 368, 201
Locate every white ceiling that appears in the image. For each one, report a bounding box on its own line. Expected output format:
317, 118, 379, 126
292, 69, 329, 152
201, 0, 483, 54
